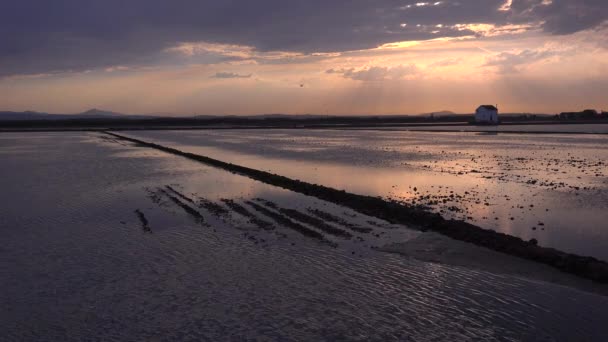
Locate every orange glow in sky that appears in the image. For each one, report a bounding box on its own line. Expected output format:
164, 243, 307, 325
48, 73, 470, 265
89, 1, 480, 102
1, 2, 607, 115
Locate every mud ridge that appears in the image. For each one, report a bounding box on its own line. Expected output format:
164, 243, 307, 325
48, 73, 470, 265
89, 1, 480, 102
165, 185, 229, 218
254, 198, 278, 208
134, 209, 151, 232
98, 134, 131, 146
254, 199, 352, 238
220, 199, 275, 230
158, 188, 206, 223
165, 185, 195, 203
245, 200, 332, 245
198, 197, 229, 217
105, 131, 608, 283
306, 208, 373, 233
145, 187, 165, 205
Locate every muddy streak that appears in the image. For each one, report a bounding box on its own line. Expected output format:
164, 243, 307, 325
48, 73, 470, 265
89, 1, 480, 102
145, 187, 165, 205
245, 200, 332, 245
165, 185, 195, 203
254, 199, 352, 238
165, 185, 229, 217
134, 209, 151, 232
158, 188, 206, 223
198, 197, 229, 217
97, 134, 132, 147
220, 199, 275, 230
105, 131, 608, 283
277, 208, 352, 238
254, 198, 278, 209
306, 208, 373, 234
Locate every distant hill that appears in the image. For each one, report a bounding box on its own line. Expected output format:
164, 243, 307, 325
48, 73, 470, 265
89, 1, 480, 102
0, 109, 559, 123
1, 110, 335, 121
0, 109, 156, 121
78, 108, 126, 118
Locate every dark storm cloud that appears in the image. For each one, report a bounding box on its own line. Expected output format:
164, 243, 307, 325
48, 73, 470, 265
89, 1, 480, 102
508, 0, 608, 34
1, 0, 606, 76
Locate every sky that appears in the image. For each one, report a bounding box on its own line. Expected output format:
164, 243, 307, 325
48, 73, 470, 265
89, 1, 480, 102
1, 0, 607, 115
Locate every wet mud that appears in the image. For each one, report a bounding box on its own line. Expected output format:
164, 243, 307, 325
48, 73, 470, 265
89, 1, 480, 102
165, 185, 196, 203
157, 188, 206, 224
165, 185, 229, 218
254, 199, 352, 238
244, 200, 331, 244
306, 208, 373, 233
106, 131, 608, 283
198, 197, 229, 217
134, 209, 151, 232
220, 199, 275, 230
97, 134, 133, 147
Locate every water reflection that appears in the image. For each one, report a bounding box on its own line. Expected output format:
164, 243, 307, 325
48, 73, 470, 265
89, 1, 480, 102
125, 129, 608, 260
1, 132, 607, 341
401, 123, 608, 134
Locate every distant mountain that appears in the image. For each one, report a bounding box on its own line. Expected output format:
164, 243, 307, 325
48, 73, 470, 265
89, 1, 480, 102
0, 109, 559, 122
78, 108, 126, 118
0, 109, 156, 121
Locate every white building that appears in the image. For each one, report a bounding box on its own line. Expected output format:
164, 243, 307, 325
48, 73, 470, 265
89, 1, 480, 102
475, 105, 499, 124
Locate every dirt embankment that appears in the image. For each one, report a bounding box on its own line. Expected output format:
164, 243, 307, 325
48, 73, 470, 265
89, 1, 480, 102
105, 131, 608, 284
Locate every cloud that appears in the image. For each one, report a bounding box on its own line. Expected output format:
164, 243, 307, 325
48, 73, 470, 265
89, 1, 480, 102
483, 48, 560, 73
0, 0, 607, 76
211, 72, 252, 79
507, 0, 608, 35
429, 58, 462, 68
327, 65, 419, 81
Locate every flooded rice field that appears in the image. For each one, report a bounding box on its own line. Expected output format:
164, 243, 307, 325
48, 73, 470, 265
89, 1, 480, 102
2, 131, 608, 341
124, 129, 608, 262
397, 123, 608, 134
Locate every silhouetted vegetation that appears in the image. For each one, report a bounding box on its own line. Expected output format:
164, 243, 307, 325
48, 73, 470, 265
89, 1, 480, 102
1, 111, 607, 131
560, 109, 606, 120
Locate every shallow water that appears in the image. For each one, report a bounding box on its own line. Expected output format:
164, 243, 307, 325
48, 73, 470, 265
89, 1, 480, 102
2, 132, 608, 341
396, 123, 608, 134
124, 129, 608, 261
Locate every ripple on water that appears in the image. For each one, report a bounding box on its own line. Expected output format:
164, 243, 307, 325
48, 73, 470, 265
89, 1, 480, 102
1, 132, 607, 341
